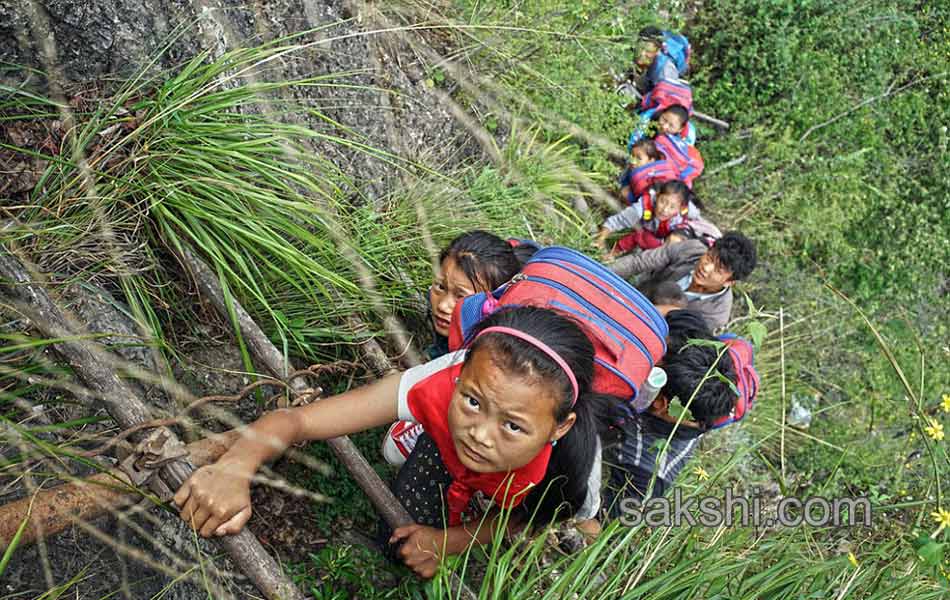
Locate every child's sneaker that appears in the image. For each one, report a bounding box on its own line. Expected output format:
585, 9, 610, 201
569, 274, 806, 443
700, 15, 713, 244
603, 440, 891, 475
381, 421, 425, 466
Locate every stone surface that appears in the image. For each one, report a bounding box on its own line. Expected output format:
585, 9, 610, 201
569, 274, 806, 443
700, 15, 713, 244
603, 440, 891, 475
1, 0, 476, 200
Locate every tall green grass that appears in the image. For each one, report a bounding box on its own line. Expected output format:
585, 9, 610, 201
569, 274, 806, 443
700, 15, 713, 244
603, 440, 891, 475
3, 40, 596, 366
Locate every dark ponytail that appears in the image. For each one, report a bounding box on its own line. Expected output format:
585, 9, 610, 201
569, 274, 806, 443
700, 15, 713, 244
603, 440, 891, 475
511, 241, 539, 266
464, 306, 605, 524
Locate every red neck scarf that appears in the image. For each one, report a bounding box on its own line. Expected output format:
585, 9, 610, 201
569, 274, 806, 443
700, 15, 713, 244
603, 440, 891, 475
407, 362, 552, 526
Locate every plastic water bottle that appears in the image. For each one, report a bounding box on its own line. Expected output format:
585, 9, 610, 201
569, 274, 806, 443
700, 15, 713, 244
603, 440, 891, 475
632, 367, 667, 413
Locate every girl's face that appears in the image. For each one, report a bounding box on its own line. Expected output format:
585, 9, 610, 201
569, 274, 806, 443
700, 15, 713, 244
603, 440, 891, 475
630, 147, 652, 167
429, 257, 478, 337
447, 346, 575, 473
655, 191, 685, 221
658, 111, 686, 136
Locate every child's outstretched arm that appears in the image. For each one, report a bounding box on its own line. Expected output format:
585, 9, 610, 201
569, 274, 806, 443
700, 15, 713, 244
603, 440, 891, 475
602, 205, 643, 233
609, 240, 677, 280
174, 373, 402, 537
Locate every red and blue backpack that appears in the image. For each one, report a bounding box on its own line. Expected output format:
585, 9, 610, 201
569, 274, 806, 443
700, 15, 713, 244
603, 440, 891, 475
708, 334, 760, 429
640, 79, 694, 115
654, 133, 705, 187
624, 159, 679, 201
447, 246, 669, 407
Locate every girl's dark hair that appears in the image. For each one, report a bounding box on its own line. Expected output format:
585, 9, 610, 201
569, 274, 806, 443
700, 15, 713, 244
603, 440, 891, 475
631, 138, 664, 162
657, 179, 704, 211
464, 306, 605, 524
661, 310, 737, 426
440, 231, 533, 291
648, 281, 687, 308
510, 240, 540, 265
660, 105, 690, 125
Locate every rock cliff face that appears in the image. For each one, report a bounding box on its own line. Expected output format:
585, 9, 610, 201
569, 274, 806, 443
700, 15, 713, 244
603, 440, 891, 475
1, 0, 476, 199
0, 2, 476, 597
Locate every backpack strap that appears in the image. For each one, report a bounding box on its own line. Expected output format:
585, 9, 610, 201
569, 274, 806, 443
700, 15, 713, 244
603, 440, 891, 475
641, 189, 655, 221
447, 292, 495, 350
670, 219, 722, 247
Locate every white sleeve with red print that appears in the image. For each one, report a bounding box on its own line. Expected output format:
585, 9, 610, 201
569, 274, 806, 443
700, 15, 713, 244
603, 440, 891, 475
397, 350, 468, 421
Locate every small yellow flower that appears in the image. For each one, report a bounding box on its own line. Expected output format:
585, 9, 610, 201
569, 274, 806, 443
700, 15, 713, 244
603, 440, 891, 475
692, 466, 710, 481
848, 552, 859, 568
925, 418, 945, 441
932, 508, 950, 534
941, 394, 950, 413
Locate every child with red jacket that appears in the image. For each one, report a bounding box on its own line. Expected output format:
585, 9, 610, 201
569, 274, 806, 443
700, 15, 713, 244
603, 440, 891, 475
174, 306, 601, 578
598, 180, 703, 256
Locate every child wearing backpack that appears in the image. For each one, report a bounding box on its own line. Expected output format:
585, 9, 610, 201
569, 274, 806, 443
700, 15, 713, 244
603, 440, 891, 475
618, 139, 679, 206
425, 231, 537, 360
572, 309, 757, 537
656, 105, 694, 143
574, 310, 759, 538
174, 305, 602, 579
597, 180, 703, 256
387, 231, 539, 465
635, 27, 691, 93
398, 242, 671, 464
627, 104, 697, 157
606, 311, 758, 511
654, 132, 704, 186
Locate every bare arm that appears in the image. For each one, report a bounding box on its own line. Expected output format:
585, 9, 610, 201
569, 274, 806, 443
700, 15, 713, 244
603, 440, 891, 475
174, 373, 402, 537
602, 205, 643, 232
216, 374, 401, 474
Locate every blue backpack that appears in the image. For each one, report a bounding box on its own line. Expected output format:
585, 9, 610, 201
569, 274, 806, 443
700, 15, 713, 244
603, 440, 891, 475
447, 246, 669, 406
652, 31, 691, 78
